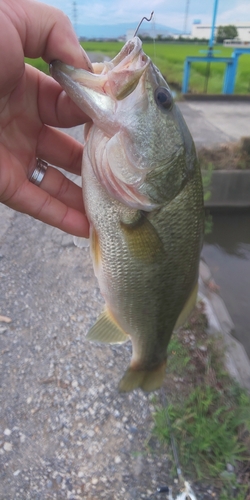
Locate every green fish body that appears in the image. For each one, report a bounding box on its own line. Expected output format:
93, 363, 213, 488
50, 37, 204, 392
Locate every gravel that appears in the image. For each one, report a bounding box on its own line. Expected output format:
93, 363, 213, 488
0, 195, 173, 499
0, 126, 220, 499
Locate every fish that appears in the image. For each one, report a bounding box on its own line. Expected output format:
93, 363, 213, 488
50, 37, 204, 392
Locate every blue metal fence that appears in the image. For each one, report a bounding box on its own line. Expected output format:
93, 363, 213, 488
182, 49, 250, 95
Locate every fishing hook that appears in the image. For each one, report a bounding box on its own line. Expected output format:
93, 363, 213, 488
134, 11, 154, 37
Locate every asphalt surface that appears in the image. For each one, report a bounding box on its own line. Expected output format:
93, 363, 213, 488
0, 100, 250, 499
178, 100, 250, 149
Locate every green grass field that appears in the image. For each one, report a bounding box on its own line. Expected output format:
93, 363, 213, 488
25, 41, 250, 95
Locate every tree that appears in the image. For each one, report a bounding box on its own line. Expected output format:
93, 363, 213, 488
216, 25, 238, 43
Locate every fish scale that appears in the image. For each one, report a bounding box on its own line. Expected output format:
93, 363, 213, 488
50, 36, 204, 392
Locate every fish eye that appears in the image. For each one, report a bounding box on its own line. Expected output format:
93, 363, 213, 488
154, 87, 173, 111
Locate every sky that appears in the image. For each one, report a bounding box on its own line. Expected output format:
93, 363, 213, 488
38, 0, 250, 32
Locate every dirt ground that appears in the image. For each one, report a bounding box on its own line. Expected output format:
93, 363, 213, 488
198, 136, 250, 170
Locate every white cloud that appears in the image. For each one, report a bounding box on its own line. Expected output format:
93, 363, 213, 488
76, 0, 165, 25
38, 0, 250, 30
217, 1, 250, 24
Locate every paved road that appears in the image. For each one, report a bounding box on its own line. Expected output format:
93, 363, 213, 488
0, 204, 165, 500
178, 100, 250, 149
0, 99, 249, 499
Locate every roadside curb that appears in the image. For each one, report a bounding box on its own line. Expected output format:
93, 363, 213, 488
183, 94, 250, 102
199, 260, 250, 392
203, 170, 250, 210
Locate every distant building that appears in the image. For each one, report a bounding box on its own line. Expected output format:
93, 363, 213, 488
191, 22, 250, 42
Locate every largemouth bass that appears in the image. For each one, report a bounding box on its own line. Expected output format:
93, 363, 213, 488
50, 37, 204, 392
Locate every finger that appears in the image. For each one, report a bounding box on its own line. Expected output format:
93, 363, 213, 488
8, 178, 89, 238
36, 69, 91, 127
37, 125, 83, 175
9, 0, 92, 70
38, 165, 84, 214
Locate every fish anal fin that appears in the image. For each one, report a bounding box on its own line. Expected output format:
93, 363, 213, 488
120, 211, 164, 263
90, 227, 101, 268
86, 309, 129, 344
174, 282, 198, 331
118, 361, 166, 393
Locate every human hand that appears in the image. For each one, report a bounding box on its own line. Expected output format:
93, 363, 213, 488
0, 0, 92, 237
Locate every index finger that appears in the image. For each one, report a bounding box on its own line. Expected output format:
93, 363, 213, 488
8, 0, 92, 70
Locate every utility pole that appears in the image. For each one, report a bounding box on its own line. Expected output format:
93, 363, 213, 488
73, 1, 78, 38
209, 0, 219, 49
183, 0, 190, 35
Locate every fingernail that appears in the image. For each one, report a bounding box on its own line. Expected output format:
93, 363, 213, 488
80, 46, 93, 72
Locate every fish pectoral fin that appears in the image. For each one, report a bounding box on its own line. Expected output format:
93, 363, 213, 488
174, 282, 198, 331
120, 211, 165, 263
83, 122, 92, 144
86, 310, 129, 344
118, 362, 166, 393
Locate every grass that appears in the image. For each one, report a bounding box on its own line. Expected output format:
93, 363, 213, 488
152, 303, 250, 499
154, 385, 249, 480
140, 43, 235, 94
25, 41, 250, 95
165, 335, 191, 375
25, 57, 48, 74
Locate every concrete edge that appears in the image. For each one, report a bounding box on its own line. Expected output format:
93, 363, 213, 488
183, 94, 250, 102
199, 259, 250, 392
202, 170, 250, 210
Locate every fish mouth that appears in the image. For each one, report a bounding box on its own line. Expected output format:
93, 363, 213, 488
49, 37, 150, 128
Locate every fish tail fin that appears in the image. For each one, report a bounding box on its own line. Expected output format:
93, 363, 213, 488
118, 362, 166, 393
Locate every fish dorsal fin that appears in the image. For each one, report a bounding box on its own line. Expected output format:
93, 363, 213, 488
174, 282, 198, 331
86, 309, 129, 344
